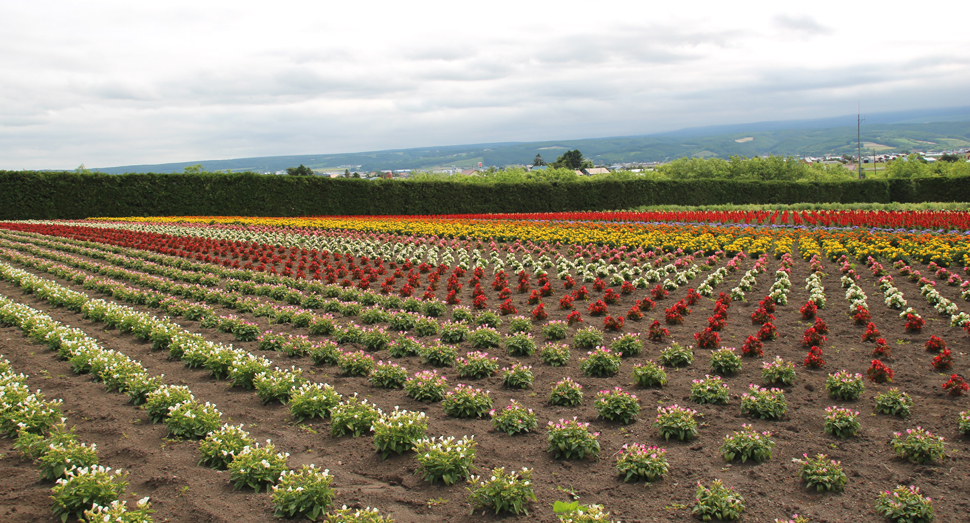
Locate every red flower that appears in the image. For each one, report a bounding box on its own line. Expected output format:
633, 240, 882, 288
694, 328, 721, 350
757, 322, 778, 341
499, 299, 517, 315
924, 335, 946, 353
647, 320, 669, 341
862, 323, 881, 342
650, 285, 668, 300
472, 294, 488, 310
566, 310, 583, 326
604, 315, 624, 332
603, 288, 620, 305
637, 297, 655, 311
942, 374, 969, 396
621, 281, 636, 295
626, 306, 644, 321
852, 306, 871, 325
741, 336, 763, 357
866, 359, 894, 383
800, 301, 818, 320
931, 349, 953, 371
559, 294, 575, 310
803, 346, 825, 368
531, 303, 549, 321
587, 300, 608, 316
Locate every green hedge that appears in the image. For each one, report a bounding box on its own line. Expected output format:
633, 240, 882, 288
1, 171, 967, 219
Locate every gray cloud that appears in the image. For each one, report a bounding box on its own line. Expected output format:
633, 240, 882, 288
773, 14, 834, 38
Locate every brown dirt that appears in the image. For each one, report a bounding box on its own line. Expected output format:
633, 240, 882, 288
1, 250, 969, 523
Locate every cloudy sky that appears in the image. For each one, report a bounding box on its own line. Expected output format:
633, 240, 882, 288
2, 1, 968, 170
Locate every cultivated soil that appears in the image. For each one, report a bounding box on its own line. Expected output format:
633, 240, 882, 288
1, 246, 968, 523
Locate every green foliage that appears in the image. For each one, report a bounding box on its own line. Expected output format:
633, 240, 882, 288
720, 424, 774, 463
198, 424, 255, 469
2, 170, 968, 220
371, 408, 428, 459
875, 388, 913, 418
793, 453, 847, 492
615, 443, 668, 482
875, 485, 934, 523
891, 427, 946, 464
330, 396, 380, 437
414, 436, 476, 485
540, 342, 571, 366
271, 465, 334, 520
227, 443, 289, 492
490, 400, 537, 436
467, 466, 536, 515
692, 479, 745, 521
51, 465, 128, 523
631, 360, 667, 388
546, 418, 600, 460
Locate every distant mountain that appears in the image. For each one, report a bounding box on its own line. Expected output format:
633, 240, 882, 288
95, 106, 970, 174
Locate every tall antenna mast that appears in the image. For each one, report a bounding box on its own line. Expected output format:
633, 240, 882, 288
857, 103, 865, 179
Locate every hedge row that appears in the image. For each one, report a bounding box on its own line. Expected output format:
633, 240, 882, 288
1, 171, 967, 219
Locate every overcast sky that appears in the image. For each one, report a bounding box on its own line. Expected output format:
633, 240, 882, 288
2, 1, 968, 170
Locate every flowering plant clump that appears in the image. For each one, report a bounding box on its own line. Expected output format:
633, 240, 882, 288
466, 466, 536, 516
632, 360, 667, 388
330, 395, 381, 437
227, 442, 289, 492
793, 454, 847, 492
959, 410, 970, 436
904, 313, 925, 332
800, 300, 818, 319
542, 320, 569, 340
924, 335, 946, 353
891, 427, 946, 464
741, 335, 763, 357
757, 322, 778, 341
825, 370, 865, 400
875, 388, 913, 418
198, 423, 256, 469
942, 374, 968, 395
288, 382, 342, 422
694, 328, 721, 350
654, 404, 699, 441
470, 325, 503, 349
824, 406, 861, 438
930, 349, 953, 371
546, 418, 601, 459
387, 336, 422, 358
414, 435, 476, 485
419, 342, 458, 367
82, 498, 155, 523
603, 315, 624, 331
270, 465, 335, 520
165, 400, 223, 440
804, 346, 825, 368
439, 321, 471, 344
664, 306, 684, 325
549, 377, 584, 407
339, 350, 376, 377
616, 443, 668, 482
413, 317, 440, 337
50, 465, 129, 523
647, 320, 669, 341
659, 343, 694, 367
761, 357, 796, 386
402, 369, 449, 402
502, 362, 534, 389
578, 345, 623, 377
709, 347, 742, 375
508, 315, 532, 334
874, 485, 934, 523
325, 506, 393, 523
740, 385, 787, 420
442, 384, 493, 418
540, 342, 571, 367
720, 424, 774, 463
505, 333, 537, 356
587, 300, 608, 317
853, 305, 872, 325
254, 367, 305, 404
594, 387, 640, 424
368, 360, 408, 389
456, 351, 499, 380
692, 479, 745, 522
573, 325, 604, 350
866, 359, 895, 383
690, 375, 730, 405
37, 440, 100, 482
566, 310, 583, 326
371, 407, 428, 459
490, 400, 538, 436
609, 333, 642, 357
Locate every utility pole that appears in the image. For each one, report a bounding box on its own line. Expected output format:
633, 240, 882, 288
857, 103, 865, 180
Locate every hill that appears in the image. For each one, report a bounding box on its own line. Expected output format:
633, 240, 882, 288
94, 107, 970, 174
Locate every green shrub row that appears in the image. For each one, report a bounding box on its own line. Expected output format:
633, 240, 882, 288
1, 171, 967, 219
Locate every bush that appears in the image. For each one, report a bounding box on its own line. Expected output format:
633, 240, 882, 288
467, 466, 536, 516
271, 465, 335, 520
414, 436, 476, 485
692, 479, 745, 521
228, 442, 289, 492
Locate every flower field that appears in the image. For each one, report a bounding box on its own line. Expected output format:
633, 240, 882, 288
0, 213, 968, 523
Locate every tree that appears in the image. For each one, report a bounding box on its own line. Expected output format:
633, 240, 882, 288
550, 150, 592, 170
344, 169, 351, 176
75, 164, 93, 174
533, 154, 546, 166
183, 164, 207, 174
286, 164, 314, 176
940, 153, 961, 163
